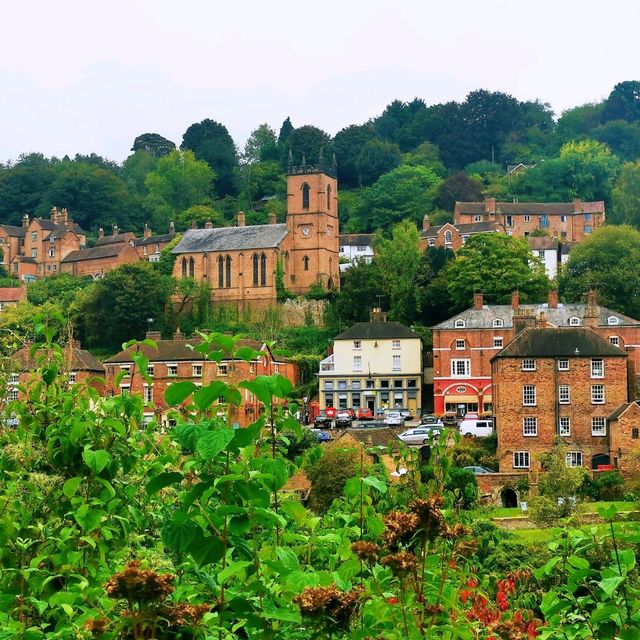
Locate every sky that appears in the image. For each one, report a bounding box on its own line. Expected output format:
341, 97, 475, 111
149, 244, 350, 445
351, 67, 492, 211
1, 0, 639, 163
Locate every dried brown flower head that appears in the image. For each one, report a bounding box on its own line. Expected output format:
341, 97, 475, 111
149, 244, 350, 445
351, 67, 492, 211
380, 551, 419, 576
382, 511, 419, 548
104, 561, 175, 603
410, 497, 445, 540
295, 584, 364, 627
441, 523, 471, 540
84, 617, 108, 637
159, 603, 211, 627
351, 540, 380, 562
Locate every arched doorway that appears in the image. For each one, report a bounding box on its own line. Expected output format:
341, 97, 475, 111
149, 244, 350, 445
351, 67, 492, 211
500, 488, 518, 508
592, 453, 611, 469
327, 276, 335, 290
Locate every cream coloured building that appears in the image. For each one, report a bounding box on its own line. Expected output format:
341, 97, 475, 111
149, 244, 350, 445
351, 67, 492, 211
318, 313, 423, 416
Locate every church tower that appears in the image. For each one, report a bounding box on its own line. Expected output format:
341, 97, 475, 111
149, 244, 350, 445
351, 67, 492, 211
286, 151, 340, 294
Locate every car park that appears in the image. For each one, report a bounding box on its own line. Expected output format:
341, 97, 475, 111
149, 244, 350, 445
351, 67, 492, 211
335, 411, 353, 428
421, 414, 440, 425
309, 429, 332, 442
459, 418, 494, 437
383, 411, 404, 426
463, 465, 495, 474
398, 426, 442, 445
314, 410, 333, 428
397, 408, 413, 421
442, 412, 458, 426
418, 418, 444, 428
356, 407, 374, 421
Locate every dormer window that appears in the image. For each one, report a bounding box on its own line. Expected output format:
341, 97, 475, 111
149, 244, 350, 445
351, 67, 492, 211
492, 319, 504, 328
454, 319, 466, 328
569, 317, 581, 326
607, 316, 619, 325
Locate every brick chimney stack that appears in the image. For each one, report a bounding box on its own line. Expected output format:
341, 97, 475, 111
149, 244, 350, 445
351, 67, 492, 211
237, 211, 246, 227
204, 220, 213, 229
423, 214, 430, 231
585, 289, 599, 327
473, 292, 483, 310
548, 290, 559, 309
22, 214, 29, 229
59, 208, 69, 226
169, 221, 175, 234
268, 213, 277, 225
485, 197, 496, 214
98, 227, 105, 239
143, 223, 152, 239
511, 291, 520, 311
514, 307, 536, 333
573, 198, 583, 213
146, 330, 162, 340
112, 224, 119, 236
369, 307, 388, 323
190, 220, 197, 229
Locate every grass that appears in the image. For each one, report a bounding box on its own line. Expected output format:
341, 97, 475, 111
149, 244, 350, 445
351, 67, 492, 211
473, 500, 638, 521
511, 521, 640, 545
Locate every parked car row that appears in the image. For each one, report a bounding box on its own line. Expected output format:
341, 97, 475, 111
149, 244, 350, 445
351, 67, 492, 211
314, 407, 415, 429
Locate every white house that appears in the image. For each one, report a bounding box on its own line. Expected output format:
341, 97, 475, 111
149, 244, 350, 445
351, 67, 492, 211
528, 236, 559, 280
338, 233, 375, 272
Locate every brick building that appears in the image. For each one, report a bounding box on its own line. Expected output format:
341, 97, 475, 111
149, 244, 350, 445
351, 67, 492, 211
453, 198, 605, 243
431, 290, 640, 416
420, 216, 501, 252
0, 287, 26, 310
134, 223, 177, 262
608, 402, 640, 477
61, 242, 140, 278
0, 224, 25, 270
492, 327, 631, 473
104, 332, 299, 427
170, 161, 340, 306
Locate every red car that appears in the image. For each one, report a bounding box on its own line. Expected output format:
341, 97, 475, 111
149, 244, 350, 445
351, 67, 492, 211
325, 407, 337, 419
357, 407, 374, 421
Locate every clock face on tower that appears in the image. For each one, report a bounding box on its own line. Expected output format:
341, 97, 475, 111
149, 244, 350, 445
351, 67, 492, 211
301, 225, 311, 237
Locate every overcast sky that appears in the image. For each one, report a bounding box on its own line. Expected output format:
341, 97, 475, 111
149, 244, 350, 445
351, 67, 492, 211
1, 0, 638, 163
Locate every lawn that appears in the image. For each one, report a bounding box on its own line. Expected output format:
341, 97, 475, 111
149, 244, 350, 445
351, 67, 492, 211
511, 520, 640, 545
473, 500, 638, 521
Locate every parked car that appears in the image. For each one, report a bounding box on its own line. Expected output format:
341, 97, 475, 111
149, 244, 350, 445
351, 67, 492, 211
314, 410, 333, 428
442, 412, 458, 426
357, 407, 374, 421
325, 407, 337, 419
421, 414, 440, 425
398, 426, 442, 445
459, 417, 494, 437
309, 429, 332, 442
383, 411, 404, 426
335, 411, 353, 428
397, 408, 413, 421
418, 418, 444, 428
463, 465, 495, 474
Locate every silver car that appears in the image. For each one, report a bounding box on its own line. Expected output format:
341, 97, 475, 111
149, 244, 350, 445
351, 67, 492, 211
398, 426, 442, 445
383, 411, 404, 426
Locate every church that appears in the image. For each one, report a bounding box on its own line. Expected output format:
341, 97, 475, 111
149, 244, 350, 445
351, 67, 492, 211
171, 157, 340, 306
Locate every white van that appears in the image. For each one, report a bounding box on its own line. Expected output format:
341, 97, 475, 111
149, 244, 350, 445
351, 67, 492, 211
459, 417, 493, 437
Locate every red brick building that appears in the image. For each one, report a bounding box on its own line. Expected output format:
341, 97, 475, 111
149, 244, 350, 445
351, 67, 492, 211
608, 402, 640, 477
104, 332, 299, 426
492, 327, 631, 473
453, 198, 605, 243
61, 242, 140, 278
431, 290, 640, 416
0, 287, 26, 311
420, 216, 501, 252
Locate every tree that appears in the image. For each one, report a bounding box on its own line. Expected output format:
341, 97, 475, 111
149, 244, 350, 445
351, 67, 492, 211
356, 139, 402, 186
433, 172, 483, 211
176, 204, 223, 231
444, 233, 550, 309
592, 120, 640, 161
307, 447, 360, 513
131, 133, 176, 158
27, 273, 93, 308
602, 80, 640, 123
416, 246, 456, 325
181, 119, 238, 197
285, 125, 331, 168
243, 160, 285, 201
121, 150, 158, 195
332, 124, 377, 187
373, 220, 422, 324
277, 116, 294, 148
74, 263, 173, 350
242, 124, 279, 164
612, 161, 640, 226
558, 225, 640, 318
330, 259, 381, 328
554, 103, 604, 147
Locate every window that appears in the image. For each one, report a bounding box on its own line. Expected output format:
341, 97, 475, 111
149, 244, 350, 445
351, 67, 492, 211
31, 248, 37, 258
493, 337, 503, 348
9, 374, 19, 384
559, 384, 570, 404
407, 379, 417, 388
48, 248, 55, 258
444, 230, 453, 245
119, 384, 130, 395
167, 364, 178, 377
302, 183, 310, 209
523, 385, 536, 406
451, 359, 470, 377
394, 379, 403, 388
428, 238, 435, 247
584, 213, 592, 221
610, 336, 620, 347
523, 417, 537, 436
566, 451, 583, 467
380, 380, 389, 388
521, 359, 536, 371
338, 380, 347, 390
147, 365, 154, 377
225, 256, 231, 287
7, 387, 19, 402
181, 258, 187, 279
559, 417, 571, 436
591, 385, 605, 404
192, 365, 202, 377
351, 380, 361, 390
189, 257, 195, 278
120, 365, 131, 376
506, 215, 513, 227
302, 255, 310, 271
560, 215, 567, 223
218, 364, 228, 376
591, 358, 604, 378
558, 359, 569, 371
524, 215, 530, 222
538, 250, 545, 259
260, 253, 266, 286
353, 340, 361, 349
365, 380, 375, 389
513, 451, 530, 469
324, 380, 334, 390
540, 215, 549, 228
68, 372, 77, 384
392, 355, 401, 371
31, 232, 37, 241
607, 316, 619, 325
591, 417, 606, 436
253, 254, 259, 286
473, 215, 482, 222
353, 355, 362, 372
455, 339, 465, 350
144, 385, 153, 403
392, 339, 401, 349
584, 226, 592, 234
454, 319, 466, 328
218, 256, 224, 288
493, 318, 504, 328
569, 317, 581, 326
327, 184, 331, 210
633, 428, 639, 439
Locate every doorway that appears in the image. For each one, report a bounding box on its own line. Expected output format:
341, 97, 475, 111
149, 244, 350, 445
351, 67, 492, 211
500, 488, 518, 508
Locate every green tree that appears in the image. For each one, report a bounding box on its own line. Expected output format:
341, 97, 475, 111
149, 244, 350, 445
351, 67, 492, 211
243, 160, 285, 201
121, 150, 158, 196
356, 139, 402, 186
285, 125, 331, 167
181, 118, 238, 197
306, 447, 360, 513
612, 161, 640, 226
277, 116, 294, 148
554, 103, 604, 147
445, 233, 550, 309
373, 220, 422, 324
592, 119, 640, 161
433, 172, 483, 211
131, 132, 176, 157
27, 273, 93, 308
330, 259, 381, 328
176, 204, 224, 231
332, 124, 377, 187
558, 225, 640, 318
416, 246, 456, 325
242, 124, 279, 164
602, 80, 640, 123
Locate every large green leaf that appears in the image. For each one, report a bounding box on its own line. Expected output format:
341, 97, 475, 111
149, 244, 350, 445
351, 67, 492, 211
162, 518, 199, 553
196, 428, 235, 460
165, 381, 198, 406
193, 381, 227, 411
62, 477, 83, 499
189, 531, 225, 567
82, 448, 110, 474
74, 505, 104, 532
146, 472, 183, 495
218, 561, 251, 584
260, 458, 289, 492
363, 476, 387, 493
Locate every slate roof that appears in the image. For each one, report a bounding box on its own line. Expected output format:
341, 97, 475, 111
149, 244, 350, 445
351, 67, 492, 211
608, 402, 637, 422
456, 201, 605, 216
62, 245, 130, 263
135, 233, 176, 247
94, 233, 136, 246
492, 327, 625, 359
339, 233, 375, 246
421, 221, 501, 238
36, 219, 86, 235
171, 224, 288, 254
528, 236, 558, 250
339, 428, 402, 448
335, 321, 419, 341
434, 302, 639, 330
14, 344, 104, 372
0, 224, 25, 237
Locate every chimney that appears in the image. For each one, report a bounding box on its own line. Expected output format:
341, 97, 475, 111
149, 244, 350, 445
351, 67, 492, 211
61, 208, 70, 226
585, 289, 599, 328
422, 214, 430, 231
573, 198, 583, 213
112, 224, 119, 236
169, 221, 175, 234
237, 211, 246, 227
22, 214, 29, 229
50, 206, 59, 222
485, 197, 496, 214
190, 220, 197, 229
98, 227, 105, 239
537, 310, 548, 327
146, 330, 162, 340
268, 213, 277, 225
511, 291, 520, 311
143, 223, 152, 239
369, 307, 387, 323
587, 289, 597, 308
473, 292, 483, 310
514, 307, 536, 333
204, 220, 213, 229
173, 327, 184, 340
548, 290, 558, 309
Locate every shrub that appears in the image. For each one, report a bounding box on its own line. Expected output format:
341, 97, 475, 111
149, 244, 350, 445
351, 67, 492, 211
579, 470, 625, 501
307, 447, 360, 513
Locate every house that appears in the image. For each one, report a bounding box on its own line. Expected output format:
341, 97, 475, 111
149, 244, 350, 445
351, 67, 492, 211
0, 287, 26, 311
134, 222, 176, 262
318, 310, 423, 417
339, 233, 375, 272
608, 402, 640, 477
431, 290, 640, 417
61, 242, 140, 278
420, 215, 501, 252
104, 331, 299, 427
169, 158, 340, 307
0, 224, 26, 270
7, 340, 105, 401
454, 198, 605, 243
527, 236, 559, 279
492, 327, 631, 473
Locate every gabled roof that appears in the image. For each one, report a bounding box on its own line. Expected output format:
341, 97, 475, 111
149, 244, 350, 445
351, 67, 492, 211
14, 343, 104, 372
492, 327, 625, 359
35, 219, 86, 235
135, 233, 176, 247
527, 236, 558, 250
62, 244, 133, 263
0, 288, 24, 303
421, 221, 501, 238
94, 233, 136, 247
171, 224, 288, 254
339, 233, 375, 246
337, 428, 402, 448
335, 321, 419, 341
608, 402, 639, 422
0, 224, 25, 237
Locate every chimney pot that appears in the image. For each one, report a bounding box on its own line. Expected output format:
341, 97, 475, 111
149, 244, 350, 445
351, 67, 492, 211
369, 307, 387, 323
422, 214, 430, 231
143, 223, 152, 239
548, 290, 559, 309
98, 227, 104, 239
169, 221, 175, 234
112, 224, 119, 236
22, 214, 29, 229
237, 211, 246, 227
190, 220, 197, 229
204, 220, 213, 229
473, 292, 483, 310
268, 213, 277, 225
587, 289, 597, 307
511, 291, 520, 311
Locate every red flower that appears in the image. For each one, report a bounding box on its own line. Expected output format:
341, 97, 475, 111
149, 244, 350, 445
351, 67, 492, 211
386, 597, 398, 605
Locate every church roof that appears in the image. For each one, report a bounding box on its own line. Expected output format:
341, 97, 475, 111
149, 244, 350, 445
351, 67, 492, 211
171, 224, 288, 254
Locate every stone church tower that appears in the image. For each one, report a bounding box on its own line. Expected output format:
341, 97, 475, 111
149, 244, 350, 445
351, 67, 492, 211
286, 153, 340, 294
